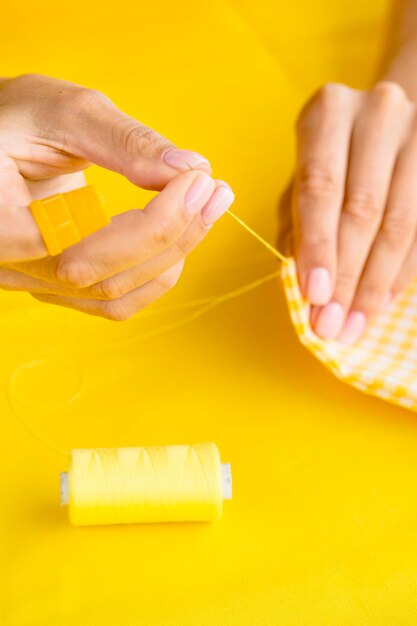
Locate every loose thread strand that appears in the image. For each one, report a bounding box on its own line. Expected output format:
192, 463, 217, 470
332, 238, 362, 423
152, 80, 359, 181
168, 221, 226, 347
136, 212, 288, 320
8, 270, 280, 455
9, 210, 287, 456
69, 270, 281, 353
226, 210, 289, 264
8, 372, 70, 458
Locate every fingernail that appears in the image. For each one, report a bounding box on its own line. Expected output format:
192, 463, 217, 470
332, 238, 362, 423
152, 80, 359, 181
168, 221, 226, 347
201, 187, 235, 226
315, 302, 345, 340
163, 149, 211, 172
306, 267, 332, 305
338, 311, 367, 345
184, 174, 215, 216
215, 179, 232, 190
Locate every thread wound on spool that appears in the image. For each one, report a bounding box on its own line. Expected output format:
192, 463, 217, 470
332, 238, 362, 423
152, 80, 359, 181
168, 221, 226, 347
64, 444, 229, 526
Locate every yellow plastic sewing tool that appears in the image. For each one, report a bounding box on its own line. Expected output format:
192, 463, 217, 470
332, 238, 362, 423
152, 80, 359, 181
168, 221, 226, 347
29, 185, 110, 256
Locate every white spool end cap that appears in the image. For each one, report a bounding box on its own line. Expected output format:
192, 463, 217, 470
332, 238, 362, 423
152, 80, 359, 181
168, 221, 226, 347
221, 463, 232, 500
60, 472, 69, 506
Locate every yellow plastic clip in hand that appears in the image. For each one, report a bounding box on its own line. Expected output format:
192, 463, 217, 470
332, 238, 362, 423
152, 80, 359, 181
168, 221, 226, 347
29, 185, 110, 256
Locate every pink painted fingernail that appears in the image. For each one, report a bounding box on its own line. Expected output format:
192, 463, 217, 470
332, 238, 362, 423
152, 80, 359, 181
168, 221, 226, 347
315, 302, 345, 340
184, 174, 215, 216
163, 149, 211, 172
215, 179, 232, 189
306, 267, 332, 305
338, 311, 367, 345
201, 187, 235, 226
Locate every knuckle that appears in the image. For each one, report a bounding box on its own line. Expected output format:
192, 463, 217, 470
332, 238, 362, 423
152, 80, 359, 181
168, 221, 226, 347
297, 163, 339, 200
56, 256, 97, 288
91, 277, 125, 301
171, 236, 191, 258
155, 274, 173, 291
12, 73, 40, 85
335, 269, 357, 293
318, 82, 351, 103
72, 86, 111, 107
155, 267, 182, 292
10, 74, 53, 92
121, 123, 169, 158
343, 189, 381, 225
152, 218, 177, 249
373, 81, 406, 107
100, 301, 133, 322
299, 232, 333, 252
298, 83, 351, 126
380, 209, 416, 244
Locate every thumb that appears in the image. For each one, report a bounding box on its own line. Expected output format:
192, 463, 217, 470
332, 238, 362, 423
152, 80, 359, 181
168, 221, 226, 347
59, 88, 212, 191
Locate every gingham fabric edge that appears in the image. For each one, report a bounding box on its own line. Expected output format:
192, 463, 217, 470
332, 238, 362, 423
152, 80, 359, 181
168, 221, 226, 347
281, 258, 417, 412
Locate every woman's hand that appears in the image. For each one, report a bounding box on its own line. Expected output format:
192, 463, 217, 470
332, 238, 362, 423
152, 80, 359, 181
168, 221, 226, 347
280, 81, 417, 343
0, 74, 234, 319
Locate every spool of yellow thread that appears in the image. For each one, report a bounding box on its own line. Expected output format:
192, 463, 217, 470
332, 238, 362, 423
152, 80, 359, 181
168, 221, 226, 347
60, 443, 232, 526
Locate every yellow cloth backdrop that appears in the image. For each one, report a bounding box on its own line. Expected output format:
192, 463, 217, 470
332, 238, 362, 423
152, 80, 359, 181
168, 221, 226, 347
3, 1, 417, 624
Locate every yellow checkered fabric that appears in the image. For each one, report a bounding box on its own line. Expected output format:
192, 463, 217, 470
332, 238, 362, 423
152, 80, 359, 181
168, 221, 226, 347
282, 258, 417, 411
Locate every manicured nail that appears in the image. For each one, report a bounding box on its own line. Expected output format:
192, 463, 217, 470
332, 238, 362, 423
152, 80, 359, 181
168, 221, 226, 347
163, 149, 211, 172
201, 187, 235, 226
315, 302, 345, 340
184, 174, 215, 216
215, 179, 232, 190
338, 311, 367, 345
306, 267, 332, 305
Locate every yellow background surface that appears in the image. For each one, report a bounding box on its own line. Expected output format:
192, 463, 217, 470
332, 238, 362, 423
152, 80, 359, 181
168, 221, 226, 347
2, 1, 417, 624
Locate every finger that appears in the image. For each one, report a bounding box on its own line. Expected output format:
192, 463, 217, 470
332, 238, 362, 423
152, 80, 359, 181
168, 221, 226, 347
3, 215, 208, 303
294, 84, 357, 305
392, 237, 417, 296
277, 180, 293, 254
5, 181, 234, 300
315, 82, 409, 340
31, 260, 185, 321
0, 266, 79, 296
0, 265, 108, 299
0, 154, 46, 262
339, 135, 417, 343
10, 170, 217, 288
89, 181, 234, 300
32, 76, 212, 190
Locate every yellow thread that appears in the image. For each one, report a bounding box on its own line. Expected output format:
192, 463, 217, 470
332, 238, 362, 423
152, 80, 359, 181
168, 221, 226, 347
227, 210, 289, 264
135, 208, 289, 320
75, 270, 280, 353
8, 271, 279, 457
8, 362, 70, 457
8, 210, 285, 460
7, 208, 284, 525
66, 444, 224, 525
